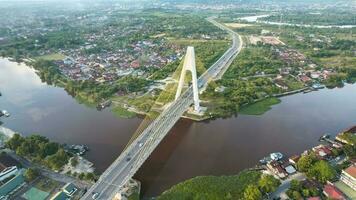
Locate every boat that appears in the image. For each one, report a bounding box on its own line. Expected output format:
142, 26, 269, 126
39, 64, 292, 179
312, 83, 325, 90
259, 157, 272, 164
1, 110, 10, 117
97, 100, 112, 110
270, 152, 283, 161
303, 89, 312, 93
320, 134, 330, 141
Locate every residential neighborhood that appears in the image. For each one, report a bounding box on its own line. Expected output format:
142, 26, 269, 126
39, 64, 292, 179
260, 126, 356, 200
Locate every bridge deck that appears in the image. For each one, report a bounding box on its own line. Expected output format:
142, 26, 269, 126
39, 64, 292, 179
81, 18, 242, 200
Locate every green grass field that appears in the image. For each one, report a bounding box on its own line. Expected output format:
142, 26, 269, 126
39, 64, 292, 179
111, 106, 136, 118
239, 97, 281, 115
35, 53, 66, 61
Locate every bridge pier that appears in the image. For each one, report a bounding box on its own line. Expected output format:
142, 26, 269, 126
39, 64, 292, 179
175, 46, 201, 112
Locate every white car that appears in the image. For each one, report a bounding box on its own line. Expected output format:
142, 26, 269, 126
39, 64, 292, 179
92, 192, 99, 199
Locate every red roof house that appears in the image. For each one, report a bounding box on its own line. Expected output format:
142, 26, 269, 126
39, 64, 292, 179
323, 183, 346, 200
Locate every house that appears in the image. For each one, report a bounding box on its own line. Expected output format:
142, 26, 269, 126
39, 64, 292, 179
323, 183, 346, 200
343, 126, 356, 134
289, 155, 301, 165
284, 165, 297, 175
322, 70, 337, 80
340, 164, 356, 191
336, 126, 356, 146
63, 183, 78, 197
279, 67, 291, 75
302, 179, 322, 190
0, 169, 25, 197
312, 145, 333, 160
274, 79, 288, 90
310, 72, 321, 79
214, 86, 226, 93
63, 57, 74, 66
299, 75, 312, 83
50, 191, 70, 200
267, 160, 288, 179
0, 153, 21, 171
0, 166, 18, 181
130, 60, 140, 68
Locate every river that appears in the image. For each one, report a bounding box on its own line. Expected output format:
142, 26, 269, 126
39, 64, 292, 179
239, 14, 356, 28
1, 58, 356, 197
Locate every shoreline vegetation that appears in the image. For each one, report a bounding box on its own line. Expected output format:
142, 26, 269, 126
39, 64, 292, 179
157, 170, 280, 200
239, 97, 281, 115
1, 10, 355, 120
156, 125, 356, 200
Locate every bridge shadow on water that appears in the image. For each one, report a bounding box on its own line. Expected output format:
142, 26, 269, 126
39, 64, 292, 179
134, 118, 193, 199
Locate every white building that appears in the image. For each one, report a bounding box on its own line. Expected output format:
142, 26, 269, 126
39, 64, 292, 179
340, 164, 356, 191
0, 166, 18, 181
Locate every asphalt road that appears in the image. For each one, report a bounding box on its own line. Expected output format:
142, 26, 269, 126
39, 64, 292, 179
271, 173, 306, 200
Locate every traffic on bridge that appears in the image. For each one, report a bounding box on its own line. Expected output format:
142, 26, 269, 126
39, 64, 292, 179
81, 18, 243, 200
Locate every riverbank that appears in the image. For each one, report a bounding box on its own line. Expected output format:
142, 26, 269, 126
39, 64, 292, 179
2, 57, 356, 197
155, 124, 356, 199
239, 97, 281, 115
157, 170, 269, 200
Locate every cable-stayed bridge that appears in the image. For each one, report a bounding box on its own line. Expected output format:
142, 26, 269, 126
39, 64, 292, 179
81, 18, 243, 200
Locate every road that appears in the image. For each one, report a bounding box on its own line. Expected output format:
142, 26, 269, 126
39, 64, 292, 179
81, 18, 243, 200
270, 173, 306, 200
4, 149, 91, 189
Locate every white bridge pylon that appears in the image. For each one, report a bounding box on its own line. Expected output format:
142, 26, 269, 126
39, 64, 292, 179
175, 46, 200, 112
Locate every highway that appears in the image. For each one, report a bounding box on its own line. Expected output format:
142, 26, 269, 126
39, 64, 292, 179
81, 18, 243, 200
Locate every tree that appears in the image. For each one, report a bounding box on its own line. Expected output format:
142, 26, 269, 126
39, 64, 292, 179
24, 168, 39, 182
297, 154, 316, 172
307, 160, 336, 183
343, 144, 356, 158
244, 185, 262, 200
258, 174, 281, 193
290, 180, 302, 191
85, 172, 96, 181
43, 142, 59, 157
6, 134, 24, 150
302, 189, 310, 197
70, 156, 79, 167
16, 142, 32, 157
46, 149, 69, 170
291, 190, 302, 200
78, 172, 85, 180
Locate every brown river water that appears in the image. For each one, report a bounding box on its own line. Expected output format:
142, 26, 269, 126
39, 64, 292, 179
1, 58, 356, 197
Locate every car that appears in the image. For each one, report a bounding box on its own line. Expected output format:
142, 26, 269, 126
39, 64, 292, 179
138, 142, 143, 147
126, 157, 131, 162
92, 192, 99, 199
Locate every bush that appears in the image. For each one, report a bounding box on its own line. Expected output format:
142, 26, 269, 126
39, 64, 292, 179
24, 168, 39, 182
70, 157, 79, 167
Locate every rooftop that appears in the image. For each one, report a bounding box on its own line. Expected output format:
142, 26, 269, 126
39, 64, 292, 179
63, 182, 77, 195
50, 191, 69, 200
334, 180, 356, 200
343, 164, 356, 179
323, 183, 346, 200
